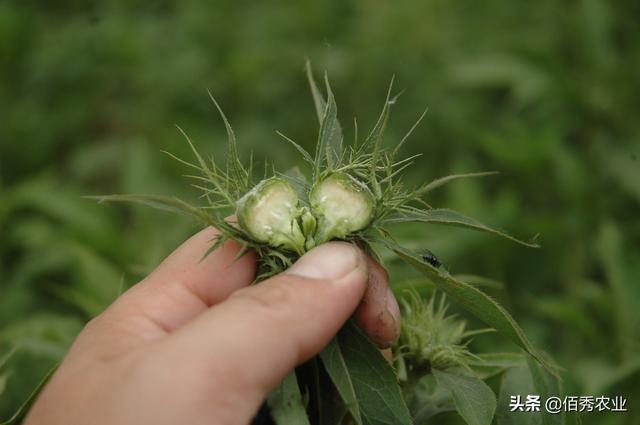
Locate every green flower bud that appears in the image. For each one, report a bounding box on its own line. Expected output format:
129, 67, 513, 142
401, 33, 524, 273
237, 177, 305, 253
300, 206, 317, 250
309, 173, 374, 244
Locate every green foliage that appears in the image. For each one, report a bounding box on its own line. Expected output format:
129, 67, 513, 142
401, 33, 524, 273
333, 321, 413, 425
87, 66, 554, 424
397, 292, 480, 371
496, 358, 565, 425
391, 245, 554, 374
2, 1, 639, 424
433, 369, 496, 425
496, 365, 540, 425
320, 339, 363, 425
383, 208, 539, 248
267, 372, 311, 425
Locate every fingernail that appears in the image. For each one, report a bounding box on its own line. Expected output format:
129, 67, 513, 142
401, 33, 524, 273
286, 242, 363, 280
385, 287, 401, 338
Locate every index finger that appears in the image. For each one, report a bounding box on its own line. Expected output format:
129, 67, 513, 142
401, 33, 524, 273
73, 227, 256, 358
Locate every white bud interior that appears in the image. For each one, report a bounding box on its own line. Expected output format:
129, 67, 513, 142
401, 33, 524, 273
245, 181, 298, 241
311, 174, 373, 240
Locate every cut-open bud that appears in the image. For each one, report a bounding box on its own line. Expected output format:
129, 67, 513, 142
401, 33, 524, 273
237, 177, 305, 253
309, 173, 374, 244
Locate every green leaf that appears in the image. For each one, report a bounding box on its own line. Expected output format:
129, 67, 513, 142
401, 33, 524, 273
0, 372, 8, 397
206, 90, 249, 191
278, 131, 314, 166
267, 371, 311, 425
496, 364, 540, 425
312, 358, 349, 425
308, 66, 342, 177
305, 60, 328, 125
392, 108, 428, 157
453, 274, 505, 290
363, 78, 394, 151
336, 320, 413, 425
418, 171, 499, 195
319, 338, 363, 425
386, 208, 539, 247
496, 357, 564, 425
388, 243, 555, 374
0, 348, 17, 370
433, 369, 496, 425
469, 352, 525, 369
87, 194, 213, 225
410, 375, 456, 424
468, 352, 525, 379
364, 78, 395, 198
0, 363, 58, 425
526, 357, 564, 425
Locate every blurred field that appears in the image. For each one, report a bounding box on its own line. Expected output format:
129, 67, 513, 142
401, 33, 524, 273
1, 1, 639, 423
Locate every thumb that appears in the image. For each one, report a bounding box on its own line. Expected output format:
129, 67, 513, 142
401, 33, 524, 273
163, 242, 369, 408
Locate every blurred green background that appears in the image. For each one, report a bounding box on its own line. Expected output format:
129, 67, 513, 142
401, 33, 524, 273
1, 1, 639, 423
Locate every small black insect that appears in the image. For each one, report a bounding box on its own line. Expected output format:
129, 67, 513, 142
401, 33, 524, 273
421, 249, 441, 268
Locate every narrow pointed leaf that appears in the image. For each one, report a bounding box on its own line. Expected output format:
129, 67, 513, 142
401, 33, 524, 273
278, 131, 314, 165
364, 79, 395, 197
0, 363, 58, 425
87, 194, 213, 225
364, 78, 395, 151
207, 90, 248, 190
387, 243, 554, 374
0, 348, 17, 370
392, 108, 428, 156
336, 320, 413, 425
199, 234, 227, 263
469, 352, 525, 379
305, 60, 327, 125
433, 369, 496, 425
417, 171, 499, 195
313, 76, 342, 177
319, 338, 363, 425
267, 371, 311, 425
306, 62, 343, 177
0, 372, 8, 397
386, 208, 539, 248
176, 125, 210, 174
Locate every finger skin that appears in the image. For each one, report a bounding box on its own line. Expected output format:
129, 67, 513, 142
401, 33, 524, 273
140, 226, 257, 307
24, 237, 396, 425
70, 227, 256, 359
160, 242, 370, 422
353, 257, 401, 348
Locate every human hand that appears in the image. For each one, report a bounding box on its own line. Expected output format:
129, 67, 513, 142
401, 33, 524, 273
24, 226, 401, 425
